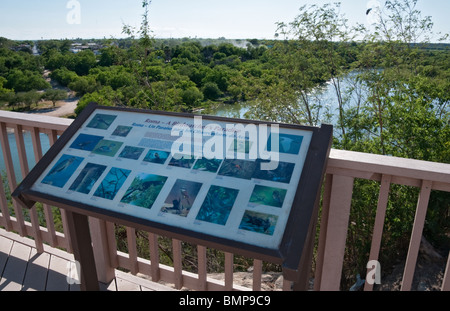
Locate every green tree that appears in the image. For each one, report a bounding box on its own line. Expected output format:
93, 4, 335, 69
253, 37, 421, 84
42, 89, 68, 107
202, 82, 222, 100
0, 76, 13, 97
50, 67, 79, 87
246, 3, 359, 130
99, 45, 125, 67
12, 90, 42, 110
71, 50, 97, 75
182, 86, 203, 107
5, 69, 50, 92
76, 86, 122, 114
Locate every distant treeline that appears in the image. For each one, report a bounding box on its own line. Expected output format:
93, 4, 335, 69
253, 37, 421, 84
1, 36, 449, 115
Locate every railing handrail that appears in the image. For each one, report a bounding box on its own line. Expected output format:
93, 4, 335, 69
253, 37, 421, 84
1, 110, 448, 185
328, 149, 450, 191
0, 110, 73, 130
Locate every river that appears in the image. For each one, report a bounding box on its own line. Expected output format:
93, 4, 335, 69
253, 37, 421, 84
206, 72, 361, 126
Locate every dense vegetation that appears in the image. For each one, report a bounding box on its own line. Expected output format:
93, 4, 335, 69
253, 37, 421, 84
1, 0, 449, 290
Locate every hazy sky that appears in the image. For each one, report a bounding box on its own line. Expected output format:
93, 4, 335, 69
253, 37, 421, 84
0, 0, 448, 41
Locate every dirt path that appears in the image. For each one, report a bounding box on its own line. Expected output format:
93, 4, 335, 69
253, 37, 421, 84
39, 99, 78, 117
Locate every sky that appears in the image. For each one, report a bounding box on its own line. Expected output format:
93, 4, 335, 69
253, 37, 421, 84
0, 0, 449, 42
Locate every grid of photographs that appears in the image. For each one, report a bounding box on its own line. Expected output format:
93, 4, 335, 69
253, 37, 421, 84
35, 110, 311, 249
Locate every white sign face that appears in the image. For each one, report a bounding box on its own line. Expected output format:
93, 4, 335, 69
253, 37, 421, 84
31, 109, 312, 250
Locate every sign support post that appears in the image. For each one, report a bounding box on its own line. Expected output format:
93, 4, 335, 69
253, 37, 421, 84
66, 210, 100, 291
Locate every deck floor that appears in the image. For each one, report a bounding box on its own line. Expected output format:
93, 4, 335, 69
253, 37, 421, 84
0, 229, 175, 291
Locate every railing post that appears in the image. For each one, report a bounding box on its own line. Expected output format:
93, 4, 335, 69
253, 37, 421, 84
89, 217, 116, 284
317, 174, 354, 291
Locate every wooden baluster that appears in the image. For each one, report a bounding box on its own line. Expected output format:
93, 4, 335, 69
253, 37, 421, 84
172, 239, 183, 289
197, 245, 207, 290
126, 227, 138, 275
364, 174, 391, 291
31, 126, 58, 247
0, 122, 26, 236
224, 252, 234, 290
0, 173, 12, 230
314, 173, 333, 290
252, 259, 262, 291
14, 124, 29, 178
401, 180, 432, 291
148, 232, 160, 282
106, 222, 118, 269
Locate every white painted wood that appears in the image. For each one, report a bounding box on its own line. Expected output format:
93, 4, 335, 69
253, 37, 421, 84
22, 249, 50, 291
46, 255, 70, 291
0, 235, 13, 279
0, 110, 72, 132
318, 175, 354, 291
364, 174, 391, 291
328, 149, 450, 190
401, 180, 432, 291
0, 242, 31, 291
1, 228, 178, 291
116, 276, 141, 291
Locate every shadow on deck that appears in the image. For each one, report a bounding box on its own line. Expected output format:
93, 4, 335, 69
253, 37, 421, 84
0, 228, 175, 291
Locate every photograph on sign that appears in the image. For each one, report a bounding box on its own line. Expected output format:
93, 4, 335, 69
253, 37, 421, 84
41, 154, 84, 188
120, 173, 168, 209
93, 167, 131, 200
161, 179, 203, 217
143, 149, 170, 164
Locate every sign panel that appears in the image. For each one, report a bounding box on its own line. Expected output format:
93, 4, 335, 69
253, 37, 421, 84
13, 103, 332, 277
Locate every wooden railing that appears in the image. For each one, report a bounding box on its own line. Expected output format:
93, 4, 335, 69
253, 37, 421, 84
0, 110, 449, 291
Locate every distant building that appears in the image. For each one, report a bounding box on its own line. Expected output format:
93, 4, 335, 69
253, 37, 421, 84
10, 44, 32, 53
70, 42, 105, 54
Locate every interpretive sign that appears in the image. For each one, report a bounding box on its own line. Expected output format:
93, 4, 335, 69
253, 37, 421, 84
13, 103, 332, 285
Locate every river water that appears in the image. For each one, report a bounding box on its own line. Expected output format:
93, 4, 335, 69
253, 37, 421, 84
206, 73, 360, 126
